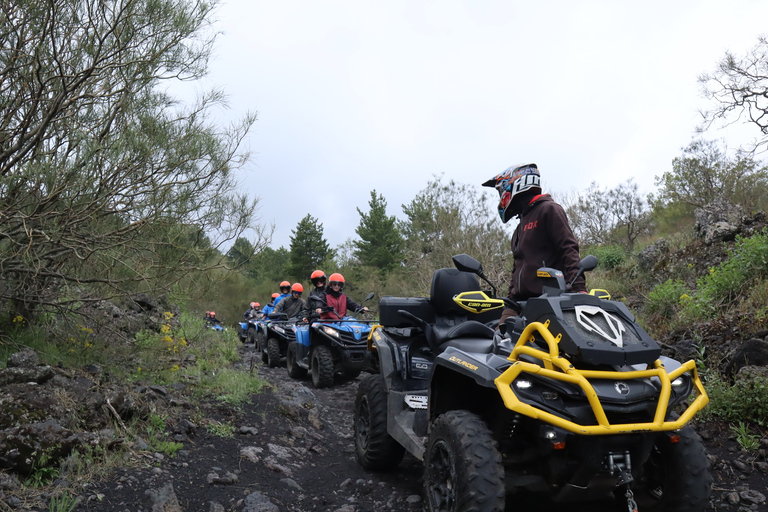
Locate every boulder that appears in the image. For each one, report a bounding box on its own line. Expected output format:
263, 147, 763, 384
694, 197, 745, 244
724, 339, 768, 376
6, 348, 39, 368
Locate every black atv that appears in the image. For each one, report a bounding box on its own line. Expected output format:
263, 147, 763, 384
354, 254, 712, 512
257, 313, 298, 368
286, 292, 375, 388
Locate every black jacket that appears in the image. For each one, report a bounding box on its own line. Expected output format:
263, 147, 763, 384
508, 194, 585, 300
271, 296, 307, 320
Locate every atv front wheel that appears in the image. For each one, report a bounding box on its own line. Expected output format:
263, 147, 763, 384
310, 345, 334, 388
286, 342, 307, 379
632, 425, 712, 512
247, 327, 257, 345
258, 334, 268, 364
354, 373, 405, 470
424, 410, 505, 512
267, 338, 282, 368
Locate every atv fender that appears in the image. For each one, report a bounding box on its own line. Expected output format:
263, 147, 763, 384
433, 346, 504, 386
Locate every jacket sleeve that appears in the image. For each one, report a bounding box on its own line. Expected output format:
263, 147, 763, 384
547, 202, 585, 292
346, 296, 363, 313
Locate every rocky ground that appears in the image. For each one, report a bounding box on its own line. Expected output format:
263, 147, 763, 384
1, 340, 767, 512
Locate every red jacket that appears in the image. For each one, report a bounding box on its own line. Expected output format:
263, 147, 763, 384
508, 194, 585, 300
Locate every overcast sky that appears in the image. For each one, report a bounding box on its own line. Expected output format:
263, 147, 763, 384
200, 0, 768, 250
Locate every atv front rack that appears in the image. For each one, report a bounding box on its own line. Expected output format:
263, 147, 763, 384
494, 321, 709, 435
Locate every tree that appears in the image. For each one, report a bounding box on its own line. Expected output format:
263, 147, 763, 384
699, 36, 768, 152
287, 215, 335, 281
564, 179, 651, 251
652, 139, 768, 212
0, 0, 265, 318
353, 190, 404, 273
400, 176, 511, 292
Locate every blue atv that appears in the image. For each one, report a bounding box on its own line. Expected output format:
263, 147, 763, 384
286, 292, 375, 388
238, 317, 263, 344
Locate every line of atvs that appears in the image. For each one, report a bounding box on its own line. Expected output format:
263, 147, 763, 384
247, 255, 714, 511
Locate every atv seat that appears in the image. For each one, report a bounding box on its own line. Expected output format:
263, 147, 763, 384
428, 268, 496, 353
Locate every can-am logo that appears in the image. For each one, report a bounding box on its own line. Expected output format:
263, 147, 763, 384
614, 382, 630, 395
574, 305, 626, 347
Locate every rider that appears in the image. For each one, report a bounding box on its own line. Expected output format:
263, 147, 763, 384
244, 302, 261, 320
273, 281, 292, 308
482, 163, 585, 327
271, 283, 308, 321
260, 292, 280, 318
206, 311, 223, 326
307, 270, 327, 321
320, 273, 369, 320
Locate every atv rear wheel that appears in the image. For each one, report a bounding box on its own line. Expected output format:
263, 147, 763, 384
286, 342, 307, 379
354, 373, 405, 470
267, 338, 282, 368
631, 425, 712, 512
310, 345, 334, 388
424, 410, 505, 512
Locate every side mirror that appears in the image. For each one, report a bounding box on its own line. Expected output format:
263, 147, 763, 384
579, 255, 598, 272
452, 253, 483, 275
364, 292, 375, 302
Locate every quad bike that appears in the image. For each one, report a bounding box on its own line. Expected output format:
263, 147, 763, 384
238, 317, 261, 343
286, 292, 375, 388
354, 254, 712, 512
257, 313, 299, 368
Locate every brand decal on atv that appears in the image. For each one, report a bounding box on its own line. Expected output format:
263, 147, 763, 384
574, 305, 626, 347
404, 394, 428, 409
414, 362, 429, 370
448, 355, 478, 371
614, 381, 630, 395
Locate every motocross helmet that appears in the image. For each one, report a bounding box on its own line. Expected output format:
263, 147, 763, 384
310, 270, 326, 287
291, 283, 304, 294
279, 280, 291, 293
329, 273, 345, 291
482, 163, 541, 223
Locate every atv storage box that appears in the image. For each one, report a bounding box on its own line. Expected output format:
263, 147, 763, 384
379, 296, 435, 328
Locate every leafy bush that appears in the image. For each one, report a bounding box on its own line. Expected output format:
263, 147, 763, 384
645, 279, 690, 320
697, 229, 768, 309
588, 244, 626, 270
700, 370, 768, 426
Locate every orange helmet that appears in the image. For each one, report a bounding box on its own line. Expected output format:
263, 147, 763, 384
310, 269, 326, 284
280, 280, 290, 287
271, 293, 279, 299
250, 302, 257, 308
291, 283, 304, 293
210, 311, 216, 316
254, 302, 260, 308
329, 273, 345, 290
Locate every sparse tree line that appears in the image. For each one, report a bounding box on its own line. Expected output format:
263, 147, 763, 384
3, 0, 768, 335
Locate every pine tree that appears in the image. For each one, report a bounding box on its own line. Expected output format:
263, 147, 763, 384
353, 190, 404, 273
287, 215, 335, 280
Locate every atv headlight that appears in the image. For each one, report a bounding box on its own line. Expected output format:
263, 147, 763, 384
671, 376, 686, 387
322, 326, 340, 338
515, 379, 533, 390
273, 326, 285, 334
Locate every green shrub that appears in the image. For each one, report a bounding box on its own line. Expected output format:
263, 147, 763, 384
700, 371, 768, 426
589, 244, 626, 270
697, 229, 768, 309
645, 279, 690, 320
